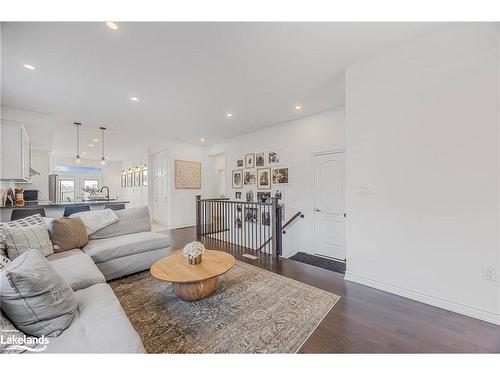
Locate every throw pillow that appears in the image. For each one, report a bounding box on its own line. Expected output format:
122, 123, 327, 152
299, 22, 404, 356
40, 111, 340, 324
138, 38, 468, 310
49, 217, 88, 252
0, 249, 77, 337
0, 214, 47, 258
70, 208, 119, 235
3, 224, 54, 260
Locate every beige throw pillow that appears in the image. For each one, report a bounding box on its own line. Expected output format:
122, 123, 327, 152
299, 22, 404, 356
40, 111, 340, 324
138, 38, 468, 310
49, 217, 89, 252
3, 224, 54, 260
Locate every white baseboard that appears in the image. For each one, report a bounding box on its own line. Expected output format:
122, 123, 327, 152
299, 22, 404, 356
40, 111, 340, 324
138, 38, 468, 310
344, 271, 500, 326
281, 247, 301, 258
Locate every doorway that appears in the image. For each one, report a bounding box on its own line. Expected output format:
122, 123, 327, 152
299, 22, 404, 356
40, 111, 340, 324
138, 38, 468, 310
150, 151, 170, 228
207, 152, 227, 198
313, 151, 346, 262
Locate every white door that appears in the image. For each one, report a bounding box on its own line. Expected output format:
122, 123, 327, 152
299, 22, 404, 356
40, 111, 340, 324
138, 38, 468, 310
151, 151, 169, 226
313, 152, 346, 261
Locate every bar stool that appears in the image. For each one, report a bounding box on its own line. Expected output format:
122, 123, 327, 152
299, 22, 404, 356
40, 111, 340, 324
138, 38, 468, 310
10, 208, 46, 221
105, 204, 125, 211
63, 205, 90, 217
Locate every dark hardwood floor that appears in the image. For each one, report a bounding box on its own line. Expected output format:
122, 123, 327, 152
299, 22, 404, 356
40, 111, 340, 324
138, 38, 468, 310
167, 226, 500, 353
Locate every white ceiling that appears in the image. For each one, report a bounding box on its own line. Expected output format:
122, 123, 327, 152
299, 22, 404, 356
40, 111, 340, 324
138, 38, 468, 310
1, 22, 443, 156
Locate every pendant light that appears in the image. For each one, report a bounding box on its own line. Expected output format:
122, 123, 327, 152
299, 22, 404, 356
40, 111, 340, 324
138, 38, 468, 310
99, 126, 107, 165
74, 122, 82, 163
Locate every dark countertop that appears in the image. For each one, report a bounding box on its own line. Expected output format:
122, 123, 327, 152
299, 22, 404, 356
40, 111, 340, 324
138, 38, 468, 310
0, 200, 130, 210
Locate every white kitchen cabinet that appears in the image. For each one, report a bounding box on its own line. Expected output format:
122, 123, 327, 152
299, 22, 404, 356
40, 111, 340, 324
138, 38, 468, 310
1, 122, 31, 182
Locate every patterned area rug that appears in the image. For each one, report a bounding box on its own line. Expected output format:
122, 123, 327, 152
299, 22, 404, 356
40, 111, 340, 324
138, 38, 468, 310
110, 261, 340, 353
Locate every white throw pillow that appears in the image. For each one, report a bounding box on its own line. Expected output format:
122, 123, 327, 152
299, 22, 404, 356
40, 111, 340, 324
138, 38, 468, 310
70, 209, 119, 235
0, 214, 47, 258
3, 224, 54, 260
0, 249, 77, 337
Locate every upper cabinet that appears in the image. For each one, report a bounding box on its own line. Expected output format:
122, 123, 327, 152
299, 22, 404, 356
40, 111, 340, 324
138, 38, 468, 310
1, 122, 32, 182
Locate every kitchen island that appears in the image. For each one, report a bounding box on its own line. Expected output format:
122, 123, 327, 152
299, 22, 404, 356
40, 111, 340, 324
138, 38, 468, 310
0, 200, 130, 222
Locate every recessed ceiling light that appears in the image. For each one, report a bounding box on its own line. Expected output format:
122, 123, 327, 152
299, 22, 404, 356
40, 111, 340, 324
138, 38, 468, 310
295, 105, 302, 110
200, 138, 205, 142
88, 144, 94, 147
23, 64, 35, 70
82, 151, 87, 155
130, 97, 139, 102
93, 138, 99, 142
225, 113, 233, 118
106, 22, 118, 31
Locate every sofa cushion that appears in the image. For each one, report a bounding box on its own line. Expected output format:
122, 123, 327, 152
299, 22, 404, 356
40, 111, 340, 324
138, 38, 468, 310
0, 214, 48, 258
3, 224, 54, 259
89, 206, 151, 240
83, 231, 170, 264
70, 209, 119, 235
47, 249, 105, 291
0, 249, 77, 337
96, 247, 170, 281
43, 283, 145, 353
49, 217, 89, 252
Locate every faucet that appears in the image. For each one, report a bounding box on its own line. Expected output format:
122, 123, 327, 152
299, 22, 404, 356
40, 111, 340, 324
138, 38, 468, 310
100, 186, 110, 200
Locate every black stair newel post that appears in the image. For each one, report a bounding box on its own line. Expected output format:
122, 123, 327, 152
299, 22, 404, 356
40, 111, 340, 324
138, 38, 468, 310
195, 195, 202, 239
275, 204, 283, 256
271, 197, 282, 258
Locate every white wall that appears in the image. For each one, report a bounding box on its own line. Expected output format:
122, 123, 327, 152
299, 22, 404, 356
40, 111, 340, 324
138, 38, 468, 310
206, 107, 345, 257
345, 24, 500, 324
27, 149, 49, 200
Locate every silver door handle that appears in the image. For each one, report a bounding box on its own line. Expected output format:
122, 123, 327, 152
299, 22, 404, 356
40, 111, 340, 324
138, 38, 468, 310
314, 208, 321, 212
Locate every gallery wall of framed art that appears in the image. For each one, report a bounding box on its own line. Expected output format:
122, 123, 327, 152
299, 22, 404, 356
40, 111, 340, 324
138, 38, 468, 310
231, 149, 288, 205
121, 164, 148, 188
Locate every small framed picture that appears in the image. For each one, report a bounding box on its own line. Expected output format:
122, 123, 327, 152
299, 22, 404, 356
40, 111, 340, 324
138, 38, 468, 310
121, 174, 126, 187
134, 171, 141, 186
237, 159, 244, 168
257, 191, 271, 203
246, 190, 254, 202
244, 170, 257, 185
257, 168, 271, 189
268, 149, 282, 165
235, 217, 242, 229
261, 211, 271, 226
272, 167, 288, 184
142, 169, 148, 186
244, 207, 258, 223
255, 152, 265, 167
273, 188, 283, 200
127, 172, 133, 187
235, 191, 242, 200
232, 170, 243, 189
245, 153, 255, 168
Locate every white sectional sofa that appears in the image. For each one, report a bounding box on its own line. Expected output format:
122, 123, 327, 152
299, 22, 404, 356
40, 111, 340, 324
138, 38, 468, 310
0, 206, 171, 354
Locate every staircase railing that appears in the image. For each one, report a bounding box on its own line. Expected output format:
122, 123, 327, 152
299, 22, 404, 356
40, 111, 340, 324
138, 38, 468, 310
195, 195, 283, 257
256, 211, 304, 251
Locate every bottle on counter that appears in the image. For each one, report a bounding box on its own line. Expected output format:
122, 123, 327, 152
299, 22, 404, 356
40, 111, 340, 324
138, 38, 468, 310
5, 188, 14, 207
15, 188, 25, 206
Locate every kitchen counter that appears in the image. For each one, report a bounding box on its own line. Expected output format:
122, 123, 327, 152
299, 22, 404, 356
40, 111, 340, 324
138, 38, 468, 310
0, 200, 130, 222
0, 200, 130, 209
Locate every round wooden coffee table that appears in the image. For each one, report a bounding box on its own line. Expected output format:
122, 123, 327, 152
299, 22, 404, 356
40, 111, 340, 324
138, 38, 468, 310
150, 250, 235, 302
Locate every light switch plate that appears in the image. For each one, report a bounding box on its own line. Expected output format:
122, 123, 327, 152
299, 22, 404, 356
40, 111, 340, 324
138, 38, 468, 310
357, 184, 376, 195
